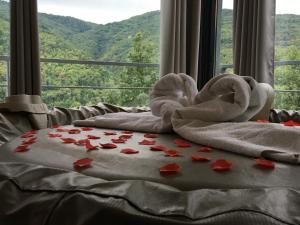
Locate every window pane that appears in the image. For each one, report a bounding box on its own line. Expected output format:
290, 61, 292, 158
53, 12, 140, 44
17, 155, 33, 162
274, 0, 300, 110
218, 0, 233, 74
38, 0, 160, 108
0, 0, 9, 100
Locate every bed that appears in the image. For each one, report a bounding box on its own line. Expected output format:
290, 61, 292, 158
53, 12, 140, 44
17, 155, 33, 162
0, 104, 299, 225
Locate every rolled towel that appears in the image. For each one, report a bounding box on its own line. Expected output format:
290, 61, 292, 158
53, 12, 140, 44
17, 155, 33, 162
150, 73, 198, 122
175, 74, 269, 122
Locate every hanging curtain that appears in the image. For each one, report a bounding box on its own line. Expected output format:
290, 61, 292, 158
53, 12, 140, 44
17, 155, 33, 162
10, 0, 41, 95
233, 0, 276, 86
160, 0, 201, 81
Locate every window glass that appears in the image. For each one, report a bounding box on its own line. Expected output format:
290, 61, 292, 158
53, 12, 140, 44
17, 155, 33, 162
0, 0, 9, 100
274, 0, 300, 109
38, 0, 160, 108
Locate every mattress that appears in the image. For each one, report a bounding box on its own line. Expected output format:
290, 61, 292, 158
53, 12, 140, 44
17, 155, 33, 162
0, 125, 300, 224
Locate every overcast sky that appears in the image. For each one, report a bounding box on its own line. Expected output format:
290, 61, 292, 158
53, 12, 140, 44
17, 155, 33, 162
37, 0, 300, 25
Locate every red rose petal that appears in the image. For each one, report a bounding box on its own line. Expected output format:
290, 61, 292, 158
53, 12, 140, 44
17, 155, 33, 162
198, 146, 212, 152
22, 137, 37, 145
15, 145, 30, 152
176, 142, 191, 148
100, 143, 117, 149
81, 127, 94, 131
256, 119, 269, 123
121, 130, 133, 134
211, 159, 232, 171
150, 145, 167, 151
48, 133, 62, 138
56, 128, 70, 132
68, 129, 81, 134
73, 157, 93, 169
104, 131, 117, 136
85, 140, 98, 151
52, 124, 60, 128
164, 149, 182, 157
75, 139, 89, 146
111, 138, 126, 144
87, 135, 100, 140
191, 154, 210, 162
138, 139, 156, 145
121, 148, 139, 154
255, 158, 275, 169
21, 130, 36, 138
174, 139, 187, 144
281, 120, 300, 127
144, 133, 159, 138
61, 138, 77, 144
159, 163, 180, 174
119, 134, 133, 140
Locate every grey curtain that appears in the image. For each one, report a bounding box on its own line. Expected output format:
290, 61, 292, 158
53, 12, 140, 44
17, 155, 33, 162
10, 0, 41, 95
233, 0, 276, 86
160, 0, 201, 81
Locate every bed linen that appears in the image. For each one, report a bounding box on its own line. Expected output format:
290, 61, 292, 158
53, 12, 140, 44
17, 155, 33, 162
0, 125, 300, 224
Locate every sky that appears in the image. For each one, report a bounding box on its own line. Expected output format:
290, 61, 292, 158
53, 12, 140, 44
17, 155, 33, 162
38, 0, 160, 24
37, 0, 300, 25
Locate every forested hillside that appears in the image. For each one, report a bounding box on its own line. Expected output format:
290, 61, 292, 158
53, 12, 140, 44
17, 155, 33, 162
0, 0, 299, 109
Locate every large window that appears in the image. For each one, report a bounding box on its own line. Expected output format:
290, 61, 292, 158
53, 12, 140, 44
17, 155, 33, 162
38, 0, 160, 108
218, 0, 300, 110
274, 0, 300, 109
0, 0, 9, 101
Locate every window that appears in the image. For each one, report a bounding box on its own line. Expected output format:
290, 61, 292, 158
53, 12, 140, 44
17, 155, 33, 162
38, 0, 160, 108
217, 0, 300, 110
218, 0, 233, 74
0, 0, 9, 101
274, 0, 300, 109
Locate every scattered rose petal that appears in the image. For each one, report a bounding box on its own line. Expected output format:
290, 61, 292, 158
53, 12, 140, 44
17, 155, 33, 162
256, 119, 269, 123
174, 139, 187, 144
56, 128, 70, 132
281, 120, 300, 127
139, 139, 156, 145
22, 137, 37, 145
61, 138, 77, 144
119, 134, 132, 140
87, 135, 100, 140
81, 127, 94, 131
191, 154, 210, 161
68, 129, 81, 134
85, 140, 98, 151
21, 130, 37, 138
100, 143, 117, 149
52, 124, 60, 128
48, 133, 62, 138
73, 157, 93, 169
15, 145, 30, 152
104, 131, 117, 135
176, 142, 191, 148
159, 163, 180, 174
164, 149, 182, 157
174, 139, 191, 147
75, 139, 89, 146
111, 138, 126, 144
121, 148, 139, 154
211, 159, 232, 171
198, 146, 212, 152
255, 158, 275, 169
150, 145, 167, 151
121, 130, 133, 134
144, 133, 159, 138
